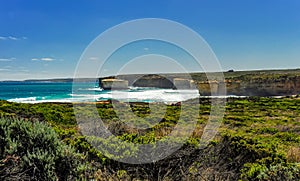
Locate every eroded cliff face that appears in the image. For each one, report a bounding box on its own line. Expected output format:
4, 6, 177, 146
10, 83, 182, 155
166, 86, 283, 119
239, 75, 300, 96
196, 75, 300, 96
132, 75, 174, 88
197, 81, 219, 96
100, 79, 128, 90
100, 71, 300, 96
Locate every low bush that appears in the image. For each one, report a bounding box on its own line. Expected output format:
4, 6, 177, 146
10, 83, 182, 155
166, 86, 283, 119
0, 117, 88, 180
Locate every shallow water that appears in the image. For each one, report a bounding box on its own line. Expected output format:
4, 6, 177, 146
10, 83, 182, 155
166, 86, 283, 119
0, 81, 201, 103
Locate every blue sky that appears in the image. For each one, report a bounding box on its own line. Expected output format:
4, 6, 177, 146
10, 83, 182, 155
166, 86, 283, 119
0, 0, 300, 80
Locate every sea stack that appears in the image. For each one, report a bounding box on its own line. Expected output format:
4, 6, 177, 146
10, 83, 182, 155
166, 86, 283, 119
100, 79, 128, 90
173, 78, 192, 89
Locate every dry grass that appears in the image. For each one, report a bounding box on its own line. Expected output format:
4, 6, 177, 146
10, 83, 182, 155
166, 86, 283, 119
287, 146, 300, 163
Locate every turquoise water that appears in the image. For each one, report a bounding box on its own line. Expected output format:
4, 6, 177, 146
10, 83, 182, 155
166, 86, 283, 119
0, 82, 76, 103
0, 81, 200, 103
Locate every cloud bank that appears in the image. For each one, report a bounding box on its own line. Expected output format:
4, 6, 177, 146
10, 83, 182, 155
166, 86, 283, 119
0, 57, 16, 62
0, 36, 27, 41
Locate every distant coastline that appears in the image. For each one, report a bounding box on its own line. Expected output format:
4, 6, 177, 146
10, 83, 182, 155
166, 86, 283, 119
1, 68, 300, 102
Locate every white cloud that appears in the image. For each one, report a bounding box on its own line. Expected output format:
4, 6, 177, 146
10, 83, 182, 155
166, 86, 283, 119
0, 68, 10, 71
41, 57, 54, 61
0, 36, 28, 41
32, 57, 55, 62
0, 57, 15, 62
8, 36, 18, 40
89, 57, 99, 61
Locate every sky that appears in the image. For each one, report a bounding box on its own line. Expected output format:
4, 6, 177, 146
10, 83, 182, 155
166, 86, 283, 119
0, 0, 300, 80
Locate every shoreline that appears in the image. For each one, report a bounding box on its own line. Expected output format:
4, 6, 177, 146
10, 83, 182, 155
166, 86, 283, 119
2, 94, 299, 105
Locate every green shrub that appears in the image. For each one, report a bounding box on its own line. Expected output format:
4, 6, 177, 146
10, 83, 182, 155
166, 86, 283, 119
275, 132, 300, 143
0, 117, 87, 180
241, 162, 300, 180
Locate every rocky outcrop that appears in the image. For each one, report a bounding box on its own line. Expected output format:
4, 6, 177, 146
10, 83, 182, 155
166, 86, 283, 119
132, 76, 196, 89
99, 70, 300, 96
173, 78, 193, 89
132, 75, 174, 88
196, 75, 300, 96
239, 75, 300, 96
197, 81, 219, 96
100, 79, 128, 90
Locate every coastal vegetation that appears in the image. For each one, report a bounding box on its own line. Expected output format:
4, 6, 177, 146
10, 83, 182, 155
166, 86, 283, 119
0, 97, 299, 180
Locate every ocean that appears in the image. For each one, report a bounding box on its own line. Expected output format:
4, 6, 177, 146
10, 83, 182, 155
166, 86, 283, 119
0, 81, 200, 103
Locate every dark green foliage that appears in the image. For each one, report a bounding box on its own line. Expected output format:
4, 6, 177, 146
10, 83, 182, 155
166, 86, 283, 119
0, 118, 86, 180
241, 162, 300, 181
0, 100, 75, 126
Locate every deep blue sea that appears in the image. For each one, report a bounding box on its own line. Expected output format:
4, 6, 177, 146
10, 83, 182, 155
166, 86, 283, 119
0, 81, 200, 103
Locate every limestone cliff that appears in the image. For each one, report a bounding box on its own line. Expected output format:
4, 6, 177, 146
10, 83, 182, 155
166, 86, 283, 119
132, 74, 174, 88
238, 75, 300, 96
196, 74, 300, 96
99, 69, 300, 96
100, 79, 128, 90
